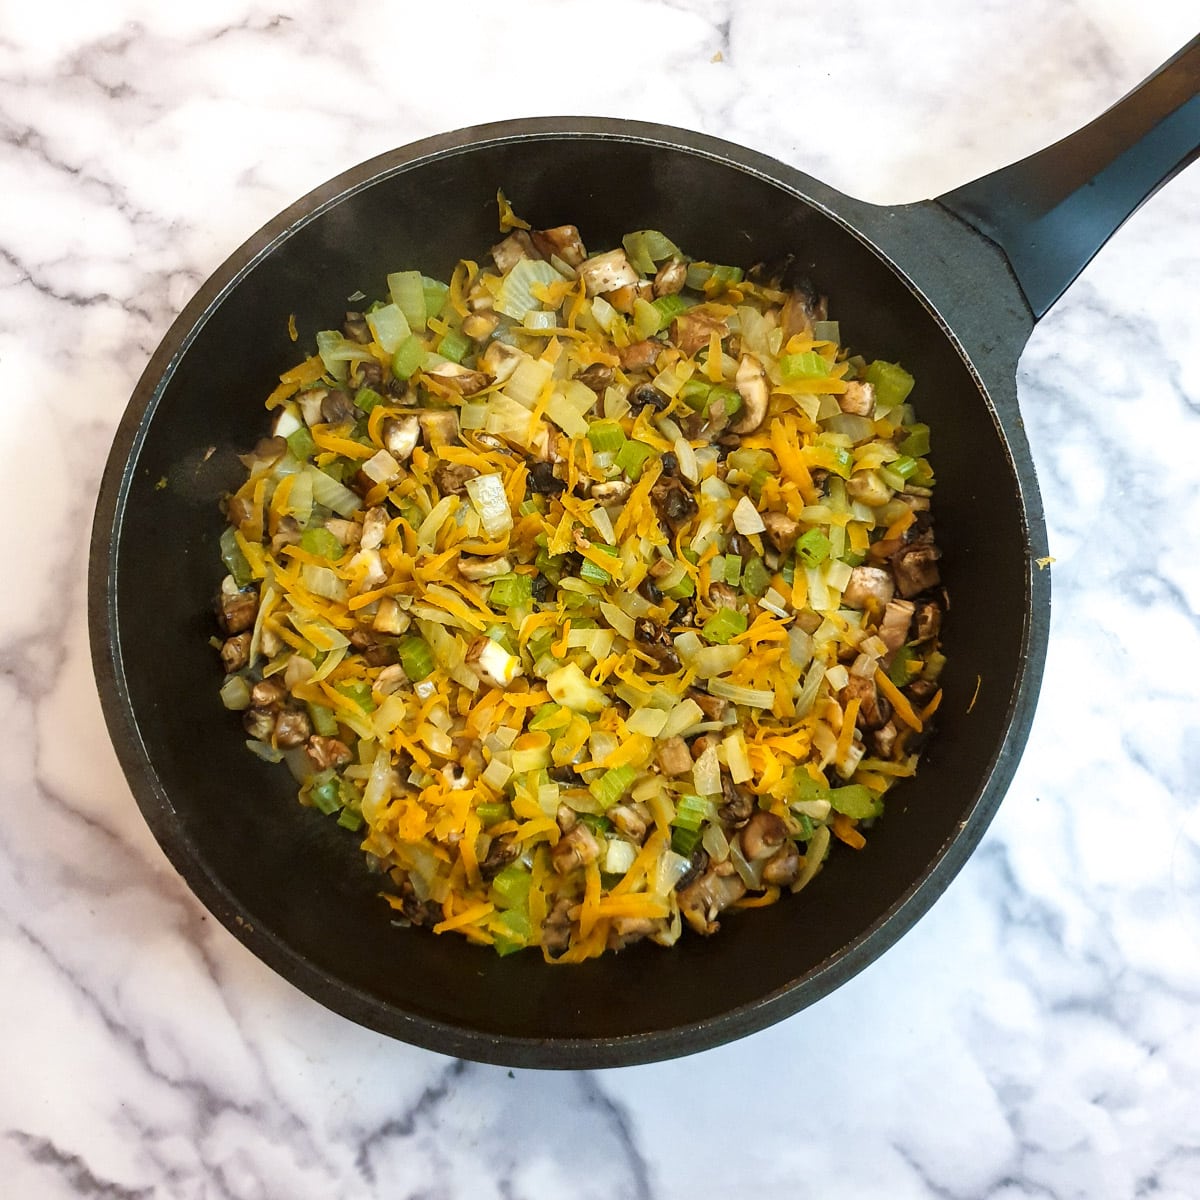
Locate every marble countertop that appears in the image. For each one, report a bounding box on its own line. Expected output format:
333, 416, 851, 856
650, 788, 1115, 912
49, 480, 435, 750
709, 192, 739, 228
4, 2, 1199, 1196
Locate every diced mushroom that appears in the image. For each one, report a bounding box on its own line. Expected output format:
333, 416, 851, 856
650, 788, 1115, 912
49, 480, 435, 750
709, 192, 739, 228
839, 380, 876, 417
220, 633, 252, 672
343, 311, 371, 344
432, 461, 479, 497
531, 224, 587, 267
274, 708, 312, 748
541, 895, 575, 956
780, 286, 827, 340
354, 358, 384, 389
321, 389, 357, 425
461, 312, 500, 341
480, 341, 527, 384
551, 823, 600, 875
707, 582, 741, 614
271, 515, 302, 555
458, 554, 513, 582
717, 776, 755, 827
629, 382, 668, 413
579, 249, 640, 297
491, 230, 536, 273
650, 476, 698, 531
381, 415, 420, 460
653, 259, 688, 297
305, 735, 353, 771
873, 721, 899, 758
418, 409, 460, 447
479, 834, 520, 879
250, 678, 286, 708
323, 518, 361, 547
657, 736, 693, 777
608, 805, 648, 843
878, 598, 916, 653
391, 878, 444, 927
762, 841, 802, 887
465, 636, 523, 688
591, 480, 631, 506
731, 354, 769, 434
359, 506, 388, 552
618, 339, 660, 372
740, 811, 789, 861
846, 469, 893, 507
242, 707, 276, 741
678, 867, 746, 935
912, 599, 942, 643
602, 280, 654, 313
217, 589, 258, 635
842, 565, 895, 611
891, 543, 941, 598
374, 664, 407, 695
372, 598, 409, 636
842, 673, 891, 731
424, 362, 489, 396
574, 363, 613, 394
608, 916, 660, 950
689, 689, 729, 723
670, 310, 728, 357
527, 460, 565, 496
761, 511, 800, 555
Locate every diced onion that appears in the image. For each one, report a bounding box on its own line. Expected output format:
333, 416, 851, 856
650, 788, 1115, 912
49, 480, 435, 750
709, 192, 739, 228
689, 644, 748, 678
599, 601, 636, 641
692, 743, 722, 796
673, 437, 699, 483
604, 839, 638, 875
220, 676, 251, 710
464, 473, 513, 538
707, 679, 775, 709
732, 495, 766, 535
660, 698, 705, 738
626, 706, 669, 737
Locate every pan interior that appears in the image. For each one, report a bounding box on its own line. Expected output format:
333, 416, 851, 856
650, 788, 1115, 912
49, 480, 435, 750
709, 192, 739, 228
107, 133, 1030, 1055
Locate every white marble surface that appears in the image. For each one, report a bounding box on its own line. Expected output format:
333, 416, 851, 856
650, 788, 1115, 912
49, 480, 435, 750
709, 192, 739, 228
3, 1, 1199, 1196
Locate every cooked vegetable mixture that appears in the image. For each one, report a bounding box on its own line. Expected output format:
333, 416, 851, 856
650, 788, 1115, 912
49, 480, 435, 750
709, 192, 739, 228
213, 194, 945, 961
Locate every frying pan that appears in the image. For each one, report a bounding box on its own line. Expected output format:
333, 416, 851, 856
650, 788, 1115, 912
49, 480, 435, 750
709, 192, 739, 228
90, 38, 1200, 1068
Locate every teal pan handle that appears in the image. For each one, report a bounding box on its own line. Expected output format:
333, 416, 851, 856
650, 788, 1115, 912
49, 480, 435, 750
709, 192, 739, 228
938, 34, 1200, 320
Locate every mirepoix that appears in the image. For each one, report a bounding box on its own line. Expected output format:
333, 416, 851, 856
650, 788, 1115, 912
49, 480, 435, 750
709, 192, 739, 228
212, 192, 946, 962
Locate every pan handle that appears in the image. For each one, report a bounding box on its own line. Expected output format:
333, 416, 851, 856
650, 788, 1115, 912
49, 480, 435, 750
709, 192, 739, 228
937, 35, 1200, 320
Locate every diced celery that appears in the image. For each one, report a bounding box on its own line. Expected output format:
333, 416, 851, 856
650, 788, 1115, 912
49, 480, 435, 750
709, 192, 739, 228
828, 784, 883, 819
354, 386, 383, 413
586, 420, 626, 454
438, 328, 471, 364
795, 528, 831, 568
491, 864, 533, 909
865, 360, 915, 410
615, 439, 655, 480
422, 277, 450, 322
398, 635, 435, 681
701, 607, 748, 645
741, 556, 770, 598
219, 526, 253, 588
888, 644, 921, 687
476, 801, 511, 826
337, 807, 364, 831
391, 334, 425, 381
286, 425, 316, 462
300, 527, 344, 560
490, 573, 533, 610
335, 680, 376, 713
306, 702, 339, 737
622, 229, 681, 274
590, 765, 637, 810
812, 320, 841, 343
579, 558, 612, 586
779, 351, 830, 380
365, 303, 411, 354
679, 378, 712, 412
898, 423, 931, 457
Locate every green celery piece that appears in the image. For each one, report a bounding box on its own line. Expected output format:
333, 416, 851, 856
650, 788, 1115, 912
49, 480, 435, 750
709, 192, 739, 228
898, 424, 931, 457
779, 350, 830, 380
354, 386, 383, 413
812, 320, 840, 343
723, 555, 743, 586
309, 772, 341, 815
422, 277, 450, 323
300, 527, 344, 560
670, 825, 703, 856
795, 528, 831, 568
491, 864, 533, 909
701, 607, 748, 645
397, 635, 434, 681
438, 328, 471, 364
579, 558, 612, 586
492, 908, 533, 956
391, 334, 424, 381
741, 556, 770, 598
632, 297, 662, 340
586, 420, 626, 454
709, 384, 741, 419
490, 573, 533, 610
335, 680, 376, 713
589, 765, 637, 810
661, 572, 694, 600
219, 526, 253, 588
865, 360, 914, 410
306, 702, 339, 737
672, 793, 710, 831
793, 772, 829, 805
828, 784, 883, 820
615, 439, 655, 480
679, 378, 712, 412
475, 802, 511, 826
337, 807, 364, 831
890, 455, 919, 480
651, 293, 692, 328
286, 425, 316, 462
888, 644, 921, 687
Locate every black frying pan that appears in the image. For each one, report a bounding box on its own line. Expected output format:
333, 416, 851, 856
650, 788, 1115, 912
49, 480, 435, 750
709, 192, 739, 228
90, 38, 1200, 1068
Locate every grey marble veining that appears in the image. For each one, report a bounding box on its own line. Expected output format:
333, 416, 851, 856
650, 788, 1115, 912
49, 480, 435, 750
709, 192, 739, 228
2, 2, 1199, 1197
